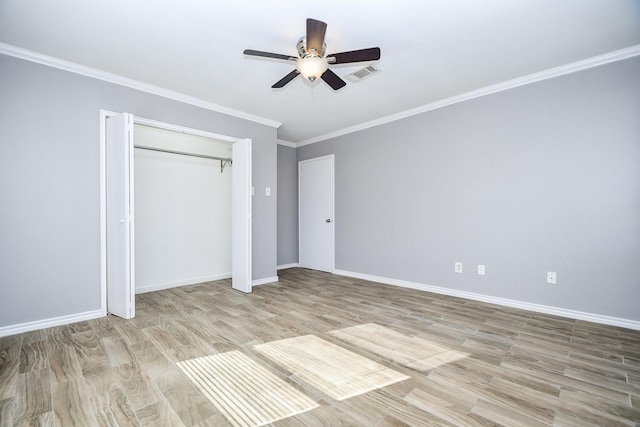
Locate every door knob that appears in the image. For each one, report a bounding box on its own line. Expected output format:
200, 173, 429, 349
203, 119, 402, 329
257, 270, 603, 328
325, 219, 331, 223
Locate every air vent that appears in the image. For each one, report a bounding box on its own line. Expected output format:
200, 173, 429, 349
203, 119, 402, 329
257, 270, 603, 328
345, 65, 380, 83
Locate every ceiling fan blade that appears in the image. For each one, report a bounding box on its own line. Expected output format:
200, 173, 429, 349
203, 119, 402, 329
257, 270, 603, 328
272, 69, 300, 88
326, 47, 381, 64
306, 18, 327, 54
244, 49, 295, 61
321, 69, 346, 90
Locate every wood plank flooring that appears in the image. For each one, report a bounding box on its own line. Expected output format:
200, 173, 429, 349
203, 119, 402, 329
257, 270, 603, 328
0, 267, 639, 426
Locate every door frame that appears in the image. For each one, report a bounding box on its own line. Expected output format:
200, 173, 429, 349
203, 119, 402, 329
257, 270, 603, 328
298, 154, 335, 272
99, 110, 253, 316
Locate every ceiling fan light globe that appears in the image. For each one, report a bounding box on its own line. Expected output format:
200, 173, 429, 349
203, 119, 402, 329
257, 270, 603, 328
297, 56, 328, 82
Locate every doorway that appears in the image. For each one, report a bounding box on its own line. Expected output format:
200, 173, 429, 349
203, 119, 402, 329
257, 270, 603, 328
298, 155, 335, 272
101, 112, 252, 319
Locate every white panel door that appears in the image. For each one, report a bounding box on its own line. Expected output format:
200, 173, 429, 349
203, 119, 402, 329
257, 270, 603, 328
299, 155, 334, 272
232, 138, 252, 293
106, 113, 135, 319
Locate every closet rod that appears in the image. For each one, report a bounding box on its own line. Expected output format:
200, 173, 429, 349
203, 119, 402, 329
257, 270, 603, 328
134, 145, 232, 173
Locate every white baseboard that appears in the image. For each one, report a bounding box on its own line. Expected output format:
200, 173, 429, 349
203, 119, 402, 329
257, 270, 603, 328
333, 269, 640, 331
136, 273, 232, 294
277, 263, 299, 270
252, 276, 279, 286
0, 309, 104, 338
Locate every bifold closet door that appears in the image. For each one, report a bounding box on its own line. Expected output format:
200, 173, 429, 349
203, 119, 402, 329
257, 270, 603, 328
232, 138, 252, 293
106, 112, 135, 319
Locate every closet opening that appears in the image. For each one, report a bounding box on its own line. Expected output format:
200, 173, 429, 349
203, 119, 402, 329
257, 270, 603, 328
134, 124, 233, 294
101, 111, 252, 319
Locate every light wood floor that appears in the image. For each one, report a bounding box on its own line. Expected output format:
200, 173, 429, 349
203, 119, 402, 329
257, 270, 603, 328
1, 268, 639, 426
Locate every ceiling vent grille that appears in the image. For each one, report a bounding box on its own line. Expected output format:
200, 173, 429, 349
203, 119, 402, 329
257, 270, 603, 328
345, 65, 380, 83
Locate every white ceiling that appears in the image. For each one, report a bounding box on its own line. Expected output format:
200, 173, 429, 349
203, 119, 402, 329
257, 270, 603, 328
1, 1, 639, 143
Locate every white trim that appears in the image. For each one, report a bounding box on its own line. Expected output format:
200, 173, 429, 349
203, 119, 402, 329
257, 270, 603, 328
252, 276, 279, 286
298, 154, 335, 163
297, 44, 640, 146
333, 269, 640, 331
277, 139, 297, 148
0, 310, 103, 338
277, 263, 300, 270
99, 111, 108, 318
0, 42, 281, 129
136, 273, 232, 294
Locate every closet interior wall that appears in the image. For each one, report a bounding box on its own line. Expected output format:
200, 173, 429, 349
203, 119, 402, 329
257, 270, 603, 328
134, 124, 233, 293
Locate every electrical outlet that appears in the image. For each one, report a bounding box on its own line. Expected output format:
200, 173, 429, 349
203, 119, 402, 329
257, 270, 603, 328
478, 265, 485, 275
547, 271, 557, 284
455, 262, 463, 273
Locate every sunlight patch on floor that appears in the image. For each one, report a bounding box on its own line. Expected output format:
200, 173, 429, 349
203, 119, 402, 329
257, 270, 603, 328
177, 351, 319, 427
254, 335, 409, 401
330, 323, 469, 371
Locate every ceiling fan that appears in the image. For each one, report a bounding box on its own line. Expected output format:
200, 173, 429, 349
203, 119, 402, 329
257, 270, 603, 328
243, 18, 381, 90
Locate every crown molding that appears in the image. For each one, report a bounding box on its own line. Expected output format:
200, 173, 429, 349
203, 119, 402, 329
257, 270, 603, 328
4, 42, 638, 145
0, 42, 282, 129
297, 44, 640, 147
277, 139, 297, 148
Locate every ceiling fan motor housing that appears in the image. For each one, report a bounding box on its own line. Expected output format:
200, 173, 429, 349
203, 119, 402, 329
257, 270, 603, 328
297, 37, 326, 58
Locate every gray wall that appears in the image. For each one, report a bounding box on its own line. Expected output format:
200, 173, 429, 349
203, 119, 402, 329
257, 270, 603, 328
277, 145, 298, 266
0, 54, 278, 328
295, 57, 640, 321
